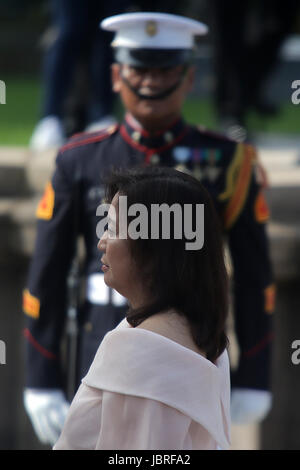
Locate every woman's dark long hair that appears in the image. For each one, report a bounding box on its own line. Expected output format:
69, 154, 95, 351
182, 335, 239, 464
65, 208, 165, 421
105, 166, 229, 362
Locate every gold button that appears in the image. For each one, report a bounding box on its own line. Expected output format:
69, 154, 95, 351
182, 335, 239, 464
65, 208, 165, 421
164, 132, 173, 143
84, 322, 93, 332
193, 165, 203, 181
132, 131, 141, 142
151, 154, 160, 164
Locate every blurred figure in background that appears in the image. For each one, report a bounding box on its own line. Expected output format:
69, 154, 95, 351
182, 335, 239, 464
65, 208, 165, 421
29, 0, 130, 151
212, 0, 298, 142
29, 0, 184, 151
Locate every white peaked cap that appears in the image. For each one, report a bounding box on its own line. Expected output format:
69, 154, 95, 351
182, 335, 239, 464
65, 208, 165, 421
100, 12, 208, 50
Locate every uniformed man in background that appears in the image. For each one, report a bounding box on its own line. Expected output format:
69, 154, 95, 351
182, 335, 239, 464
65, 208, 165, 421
23, 12, 275, 446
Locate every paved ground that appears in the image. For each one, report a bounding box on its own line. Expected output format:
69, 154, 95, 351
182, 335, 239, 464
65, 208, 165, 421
255, 133, 300, 187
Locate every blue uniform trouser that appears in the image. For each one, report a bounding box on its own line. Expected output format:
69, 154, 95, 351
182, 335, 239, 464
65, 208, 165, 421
41, 0, 129, 123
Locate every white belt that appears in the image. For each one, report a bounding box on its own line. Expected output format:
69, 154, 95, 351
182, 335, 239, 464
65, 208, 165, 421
86, 273, 127, 306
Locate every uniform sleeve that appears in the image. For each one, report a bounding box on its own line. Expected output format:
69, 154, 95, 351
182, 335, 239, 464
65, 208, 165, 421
225, 145, 274, 390
23, 151, 79, 388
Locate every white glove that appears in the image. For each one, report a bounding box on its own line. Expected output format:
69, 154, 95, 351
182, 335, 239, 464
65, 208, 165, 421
231, 388, 272, 425
24, 388, 70, 446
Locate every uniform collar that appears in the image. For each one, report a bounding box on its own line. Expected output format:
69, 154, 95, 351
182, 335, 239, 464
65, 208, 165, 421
83, 318, 231, 449
121, 112, 188, 151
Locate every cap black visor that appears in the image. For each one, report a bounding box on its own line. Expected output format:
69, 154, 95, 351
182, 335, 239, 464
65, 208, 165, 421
114, 47, 194, 67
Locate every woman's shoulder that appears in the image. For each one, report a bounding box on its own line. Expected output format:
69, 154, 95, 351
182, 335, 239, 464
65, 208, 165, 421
136, 311, 206, 358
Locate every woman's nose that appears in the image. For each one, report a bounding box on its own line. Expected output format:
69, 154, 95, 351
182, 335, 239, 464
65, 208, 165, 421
97, 230, 107, 252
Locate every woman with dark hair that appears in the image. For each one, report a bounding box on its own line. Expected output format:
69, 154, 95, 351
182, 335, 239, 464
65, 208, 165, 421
54, 166, 231, 450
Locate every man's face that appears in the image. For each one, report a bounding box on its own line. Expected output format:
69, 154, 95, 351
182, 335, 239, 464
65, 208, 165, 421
111, 63, 195, 127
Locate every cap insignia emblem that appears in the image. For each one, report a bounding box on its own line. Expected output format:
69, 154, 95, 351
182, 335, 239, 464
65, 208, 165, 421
145, 20, 157, 37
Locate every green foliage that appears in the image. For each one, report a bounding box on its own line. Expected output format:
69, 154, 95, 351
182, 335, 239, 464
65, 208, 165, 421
0, 77, 42, 146
0, 77, 299, 147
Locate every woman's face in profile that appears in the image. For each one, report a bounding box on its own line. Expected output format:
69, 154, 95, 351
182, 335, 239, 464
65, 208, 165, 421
97, 193, 145, 305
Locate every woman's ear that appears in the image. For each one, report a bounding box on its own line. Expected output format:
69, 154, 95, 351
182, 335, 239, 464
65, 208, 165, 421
111, 64, 122, 93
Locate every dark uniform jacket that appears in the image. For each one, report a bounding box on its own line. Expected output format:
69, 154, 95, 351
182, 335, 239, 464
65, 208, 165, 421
23, 114, 274, 393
